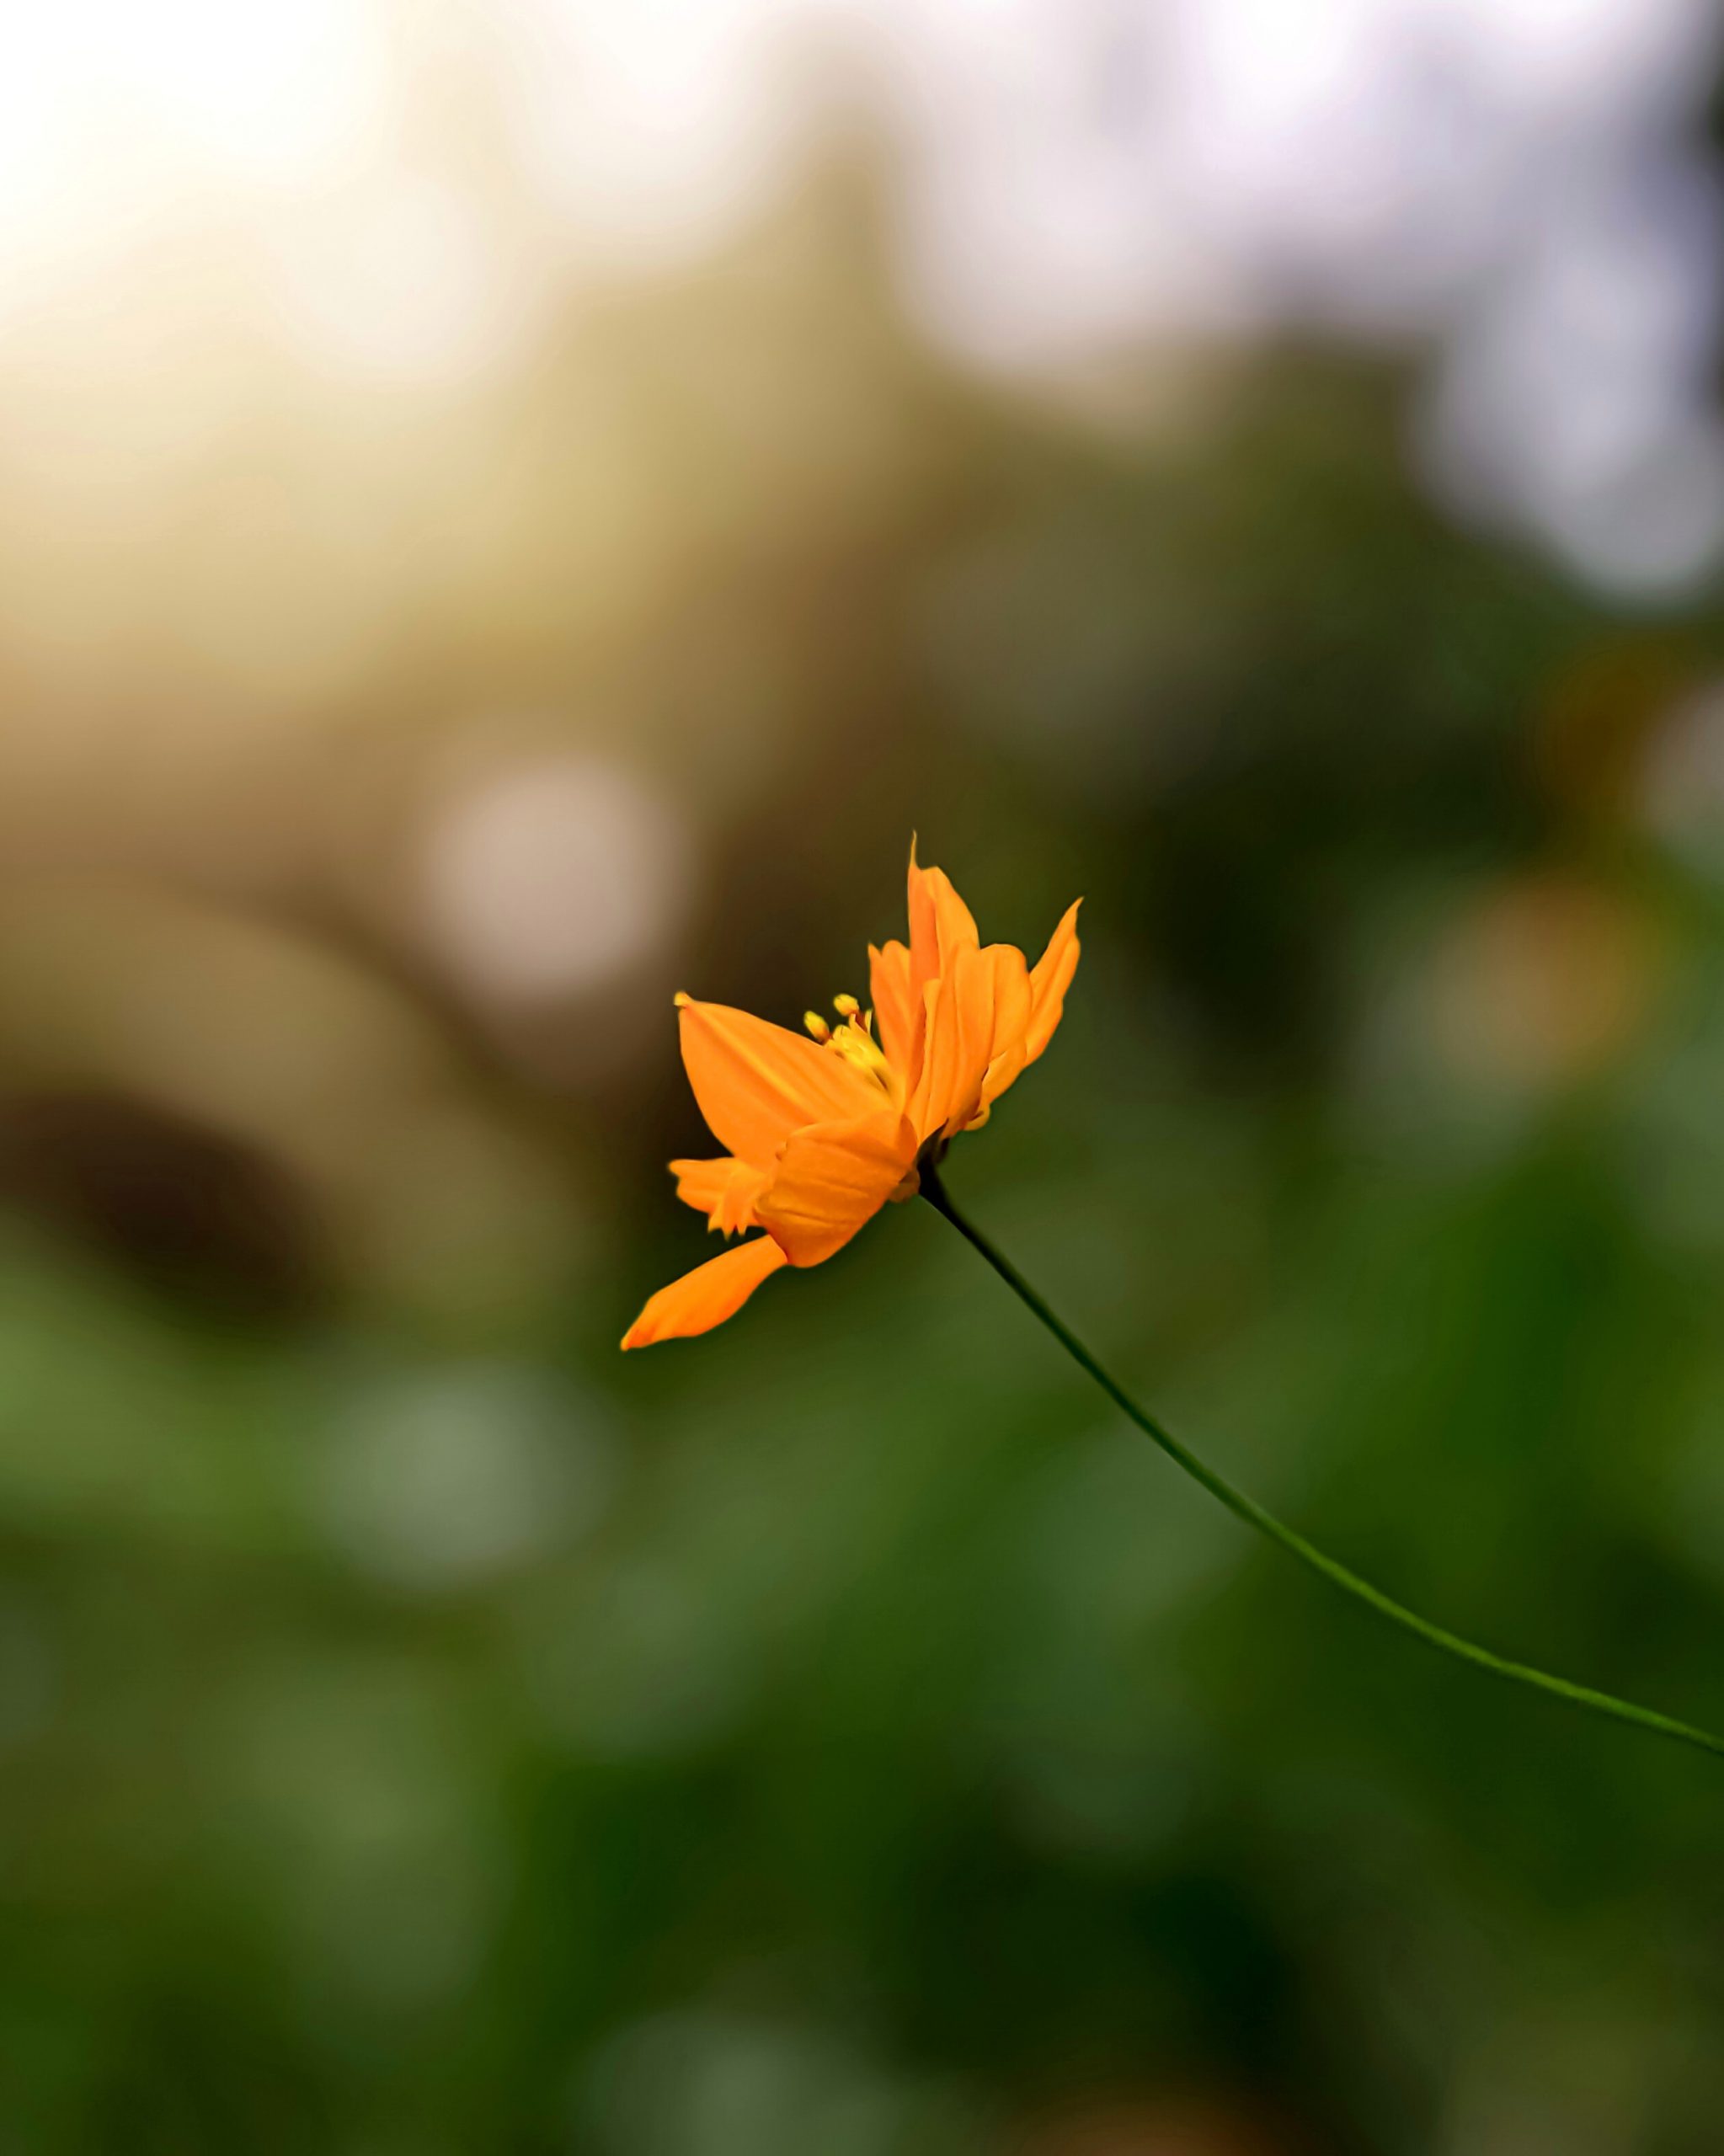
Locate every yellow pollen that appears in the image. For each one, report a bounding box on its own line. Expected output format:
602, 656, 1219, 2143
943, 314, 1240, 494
803, 1011, 831, 1042
833, 993, 860, 1017
673, 992, 691, 1008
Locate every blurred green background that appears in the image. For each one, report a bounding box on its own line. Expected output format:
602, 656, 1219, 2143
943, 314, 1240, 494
3, 4, 1724, 2151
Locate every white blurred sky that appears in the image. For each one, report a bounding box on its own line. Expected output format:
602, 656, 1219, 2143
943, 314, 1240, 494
1, 0, 1721, 594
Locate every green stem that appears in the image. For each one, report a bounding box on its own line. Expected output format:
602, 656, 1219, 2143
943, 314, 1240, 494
919, 1166, 1724, 1763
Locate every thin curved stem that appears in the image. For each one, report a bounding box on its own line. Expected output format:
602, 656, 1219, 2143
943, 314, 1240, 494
919, 1166, 1724, 1763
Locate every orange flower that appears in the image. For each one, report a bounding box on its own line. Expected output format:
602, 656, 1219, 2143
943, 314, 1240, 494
622, 845, 1081, 1348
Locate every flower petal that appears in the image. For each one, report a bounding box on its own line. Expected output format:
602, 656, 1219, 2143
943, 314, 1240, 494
910, 944, 998, 1144
906, 841, 979, 1002
1022, 899, 1081, 1065
755, 1109, 917, 1267
868, 938, 919, 1084
970, 943, 1034, 1120
676, 997, 883, 1170
620, 1233, 789, 1348
670, 1156, 769, 1235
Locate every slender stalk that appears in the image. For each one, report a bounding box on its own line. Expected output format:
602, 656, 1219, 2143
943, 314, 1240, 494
919, 1166, 1724, 1762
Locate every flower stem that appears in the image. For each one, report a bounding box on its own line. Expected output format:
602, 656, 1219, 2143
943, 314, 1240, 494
918, 1166, 1724, 1762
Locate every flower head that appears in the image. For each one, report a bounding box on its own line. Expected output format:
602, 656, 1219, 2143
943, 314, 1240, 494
622, 844, 1080, 1348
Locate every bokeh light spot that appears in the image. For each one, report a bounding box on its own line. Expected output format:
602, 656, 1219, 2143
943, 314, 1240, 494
421, 752, 691, 1008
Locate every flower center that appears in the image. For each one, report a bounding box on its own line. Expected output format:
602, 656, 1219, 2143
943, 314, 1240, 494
804, 994, 893, 1089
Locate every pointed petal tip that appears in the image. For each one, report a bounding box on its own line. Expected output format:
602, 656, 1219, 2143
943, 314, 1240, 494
619, 1233, 789, 1349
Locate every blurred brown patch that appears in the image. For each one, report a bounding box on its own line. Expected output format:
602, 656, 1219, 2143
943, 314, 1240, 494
1011, 2094, 1300, 2156
1427, 871, 1664, 1094
0, 1091, 323, 1321
1533, 634, 1699, 829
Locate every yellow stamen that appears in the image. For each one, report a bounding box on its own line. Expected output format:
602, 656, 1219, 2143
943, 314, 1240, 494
833, 993, 860, 1017
673, 992, 691, 1008
803, 1011, 831, 1042
826, 1017, 892, 1086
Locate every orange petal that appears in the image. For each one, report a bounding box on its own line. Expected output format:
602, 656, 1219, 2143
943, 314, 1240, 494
670, 1157, 735, 1214
676, 998, 883, 1170
670, 1156, 770, 1235
910, 944, 998, 1144
621, 1233, 789, 1348
1022, 899, 1081, 1065
906, 841, 979, 1003
755, 1109, 918, 1267
971, 943, 1034, 1119
868, 938, 919, 1084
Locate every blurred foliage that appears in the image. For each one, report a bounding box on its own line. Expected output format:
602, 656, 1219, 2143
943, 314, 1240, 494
1, 157, 1724, 2156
